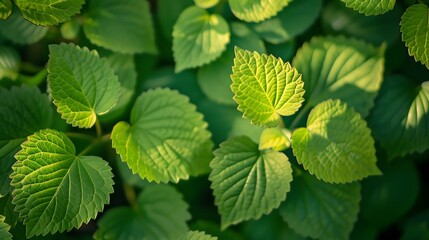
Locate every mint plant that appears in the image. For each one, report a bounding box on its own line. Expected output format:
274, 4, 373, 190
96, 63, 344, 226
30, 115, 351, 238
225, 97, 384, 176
1, 0, 428, 239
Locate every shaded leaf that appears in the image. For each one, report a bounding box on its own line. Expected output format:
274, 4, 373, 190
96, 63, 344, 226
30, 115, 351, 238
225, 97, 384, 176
0, 215, 12, 240
0, 0, 11, 20
0, 46, 19, 81
0, 10, 47, 44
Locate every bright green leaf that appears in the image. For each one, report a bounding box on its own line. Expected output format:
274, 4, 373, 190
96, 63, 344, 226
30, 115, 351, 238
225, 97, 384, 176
172, 6, 230, 72
228, 0, 291, 23
14, 0, 84, 26
181, 231, 218, 240
291, 99, 381, 183
259, 128, 290, 151
209, 136, 293, 229
198, 22, 265, 105
0, 0, 11, 20
0, 10, 47, 44
231, 47, 305, 127
0, 86, 57, 197
369, 76, 429, 158
47, 43, 121, 128
400, 4, 429, 69
0, 46, 19, 81
194, 0, 219, 9
84, 0, 157, 54
111, 88, 213, 183
0, 215, 12, 240
279, 172, 361, 240
99, 53, 137, 123
340, 0, 395, 15
11, 129, 114, 237
251, 0, 322, 44
94, 184, 191, 240
293, 36, 385, 117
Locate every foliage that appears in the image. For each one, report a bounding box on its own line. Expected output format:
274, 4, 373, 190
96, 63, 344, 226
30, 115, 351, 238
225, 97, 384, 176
0, 0, 428, 239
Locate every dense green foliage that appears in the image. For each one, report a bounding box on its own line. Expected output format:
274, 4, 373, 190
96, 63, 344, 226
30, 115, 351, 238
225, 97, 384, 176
0, 0, 428, 239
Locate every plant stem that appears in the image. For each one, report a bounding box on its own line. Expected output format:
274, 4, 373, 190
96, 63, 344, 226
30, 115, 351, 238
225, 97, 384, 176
124, 184, 138, 210
95, 118, 102, 138
289, 104, 312, 130
77, 141, 97, 156
66, 132, 96, 141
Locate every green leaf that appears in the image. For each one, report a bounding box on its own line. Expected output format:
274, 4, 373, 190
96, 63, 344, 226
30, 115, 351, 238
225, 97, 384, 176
322, 1, 402, 46
0, 86, 57, 197
157, 0, 193, 41
47, 43, 121, 128
60, 18, 80, 40
291, 99, 381, 183
194, 0, 219, 9
0, 46, 19, 81
259, 128, 290, 151
400, 4, 429, 69
209, 136, 293, 229
10, 129, 114, 237
228, 0, 291, 23
279, 172, 361, 240
340, 0, 395, 15
231, 47, 305, 127
293, 36, 385, 117
0, 0, 11, 20
172, 6, 230, 72
0, 10, 48, 44
94, 184, 191, 240
250, 0, 322, 44
14, 0, 84, 26
99, 53, 137, 123
83, 0, 157, 54
0, 215, 12, 240
198, 22, 265, 105
369, 76, 429, 158
111, 88, 213, 183
181, 231, 218, 240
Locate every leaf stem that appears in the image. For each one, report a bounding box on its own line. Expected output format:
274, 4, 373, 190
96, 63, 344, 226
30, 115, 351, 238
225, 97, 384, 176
95, 118, 102, 138
289, 104, 312, 130
77, 141, 97, 156
124, 184, 138, 210
66, 132, 96, 141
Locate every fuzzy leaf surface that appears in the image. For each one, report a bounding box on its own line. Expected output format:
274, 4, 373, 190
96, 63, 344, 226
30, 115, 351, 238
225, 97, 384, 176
14, 0, 84, 26
293, 36, 384, 117
111, 88, 212, 183
369, 76, 429, 158
340, 0, 395, 15
84, 0, 157, 54
47, 43, 120, 128
400, 4, 429, 69
231, 47, 305, 127
94, 184, 191, 240
280, 172, 361, 240
11, 129, 114, 237
173, 6, 230, 72
209, 136, 292, 229
228, 0, 291, 22
292, 99, 381, 183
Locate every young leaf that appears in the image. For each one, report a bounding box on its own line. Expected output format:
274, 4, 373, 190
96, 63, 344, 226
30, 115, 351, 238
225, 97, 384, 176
228, 0, 291, 23
83, 0, 157, 54
0, 10, 47, 44
0, 86, 57, 197
0, 215, 12, 240
10, 129, 114, 238
94, 184, 191, 240
14, 0, 84, 26
340, 0, 395, 16
231, 47, 305, 127
172, 6, 230, 72
111, 88, 213, 183
181, 231, 217, 240
0, 0, 11, 20
259, 128, 290, 151
369, 76, 429, 158
279, 172, 361, 240
291, 99, 381, 183
209, 136, 293, 229
400, 4, 429, 69
0, 46, 19, 81
293, 36, 385, 117
251, 0, 322, 44
47, 43, 121, 128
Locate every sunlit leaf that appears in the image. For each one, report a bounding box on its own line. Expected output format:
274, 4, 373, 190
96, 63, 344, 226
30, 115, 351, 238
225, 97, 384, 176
228, 0, 291, 22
